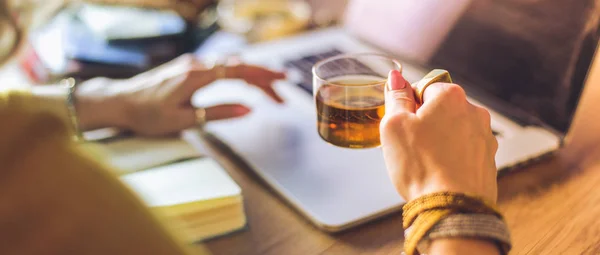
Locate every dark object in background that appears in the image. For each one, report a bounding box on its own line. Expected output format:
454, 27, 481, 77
19, 4, 219, 84
20, 45, 144, 83
65, 18, 157, 69
431, 0, 600, 132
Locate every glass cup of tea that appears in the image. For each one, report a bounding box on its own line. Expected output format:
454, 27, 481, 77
312, 53, 401, 149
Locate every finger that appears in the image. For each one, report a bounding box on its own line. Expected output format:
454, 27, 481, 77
485, 132, 499, 175
241, 66, 286, 103
270, 70, 287, 80
473, 105, 492, 130
488, 134, 499, 153
421, 82, 466, 105
260, 84, 285, 103
180, 104, 252, 128
385, 70, 416, 114
244, 65, 286, 80
204, 104, 251, 121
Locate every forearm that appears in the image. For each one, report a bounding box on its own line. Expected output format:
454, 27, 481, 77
428, 238, 501, 255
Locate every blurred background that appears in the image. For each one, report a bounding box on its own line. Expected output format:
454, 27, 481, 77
1, 0, 348, 84
1, 0, 597, 131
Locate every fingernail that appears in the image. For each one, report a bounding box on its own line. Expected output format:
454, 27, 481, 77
387, 70, 406, 90
235, 106, 251, 115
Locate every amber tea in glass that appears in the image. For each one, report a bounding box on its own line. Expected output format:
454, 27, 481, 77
313, 54, 401, 148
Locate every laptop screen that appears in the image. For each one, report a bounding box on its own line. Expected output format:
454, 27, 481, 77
346, 0, 600, 133
429, 1, 600, 133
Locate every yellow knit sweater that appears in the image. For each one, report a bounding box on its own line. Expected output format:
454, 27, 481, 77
0, 91, 206, 255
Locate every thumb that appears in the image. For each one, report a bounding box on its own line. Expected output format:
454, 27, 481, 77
385, 70, 416, 114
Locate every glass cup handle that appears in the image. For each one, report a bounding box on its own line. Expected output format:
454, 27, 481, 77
412, 69, 453, 105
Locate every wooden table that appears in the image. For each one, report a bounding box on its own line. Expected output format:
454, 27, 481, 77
202, 51, 600, 255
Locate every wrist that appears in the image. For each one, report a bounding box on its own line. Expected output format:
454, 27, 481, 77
428, 238, 501, 255
75, 78, 128, 131
403, 179, 497, 205
404, 181, 459, 202
226, 64, 242, 79
402, 193, 509, 255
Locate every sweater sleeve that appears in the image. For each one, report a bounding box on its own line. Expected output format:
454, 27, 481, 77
0, 91, 204, 255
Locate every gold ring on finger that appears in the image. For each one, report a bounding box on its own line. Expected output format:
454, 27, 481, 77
412, 69, 453, 104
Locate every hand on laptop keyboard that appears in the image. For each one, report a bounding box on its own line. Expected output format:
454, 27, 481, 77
79, 54, 286, 136
379, 70, 498, 204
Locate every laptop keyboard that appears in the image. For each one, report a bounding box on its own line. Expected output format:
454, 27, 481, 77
284, 48, 352, 94
283, 49, 502, 137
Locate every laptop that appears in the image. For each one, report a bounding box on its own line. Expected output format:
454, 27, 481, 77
192, 0, 600, 231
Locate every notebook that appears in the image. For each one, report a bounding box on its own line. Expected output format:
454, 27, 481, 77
121, 158, 246, 242
96, 136, 246, 242
98, 136, 203, 174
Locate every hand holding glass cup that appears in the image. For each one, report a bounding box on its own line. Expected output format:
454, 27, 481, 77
312, 53, 452, 149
